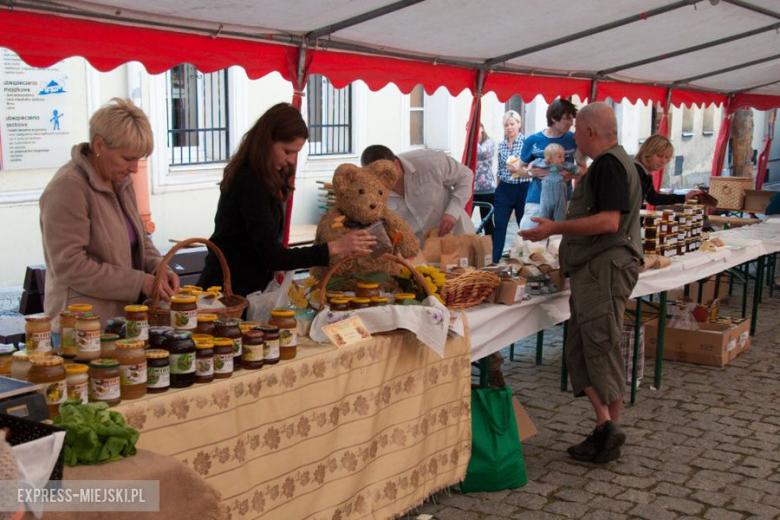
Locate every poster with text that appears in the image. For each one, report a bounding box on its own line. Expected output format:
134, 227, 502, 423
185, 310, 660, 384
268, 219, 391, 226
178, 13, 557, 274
0, 49, 72, 170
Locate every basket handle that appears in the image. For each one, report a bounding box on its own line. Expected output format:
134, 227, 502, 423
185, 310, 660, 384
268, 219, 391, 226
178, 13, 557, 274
151, 237, 234, 307
317, 253, 432, 309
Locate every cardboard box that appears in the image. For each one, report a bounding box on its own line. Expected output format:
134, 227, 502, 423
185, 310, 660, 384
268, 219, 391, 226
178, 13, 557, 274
743, 189, 776, 213
512, 396, 538, 441
495, 278, 527, 305
645, 316, 751, 367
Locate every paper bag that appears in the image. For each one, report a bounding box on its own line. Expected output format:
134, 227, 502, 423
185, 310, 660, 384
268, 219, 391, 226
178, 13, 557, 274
441, 235, 473, 271
422, 227, 444, 263
512, 396, 538, 441
471, 235, 493, 268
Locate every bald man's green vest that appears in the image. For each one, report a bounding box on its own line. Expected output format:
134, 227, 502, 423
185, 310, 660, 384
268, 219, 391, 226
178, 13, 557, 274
559, 145, 642, 273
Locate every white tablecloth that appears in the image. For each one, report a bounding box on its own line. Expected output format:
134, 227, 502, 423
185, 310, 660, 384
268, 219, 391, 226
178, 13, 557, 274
466, 221, 778, 359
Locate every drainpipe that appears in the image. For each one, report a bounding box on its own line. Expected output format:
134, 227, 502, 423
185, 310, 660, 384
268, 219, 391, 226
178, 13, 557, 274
127, 62, 155, 233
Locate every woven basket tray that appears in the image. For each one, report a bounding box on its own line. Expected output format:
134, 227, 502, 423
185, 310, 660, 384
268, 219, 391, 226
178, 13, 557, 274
147, 238, 248, 326
709, 176, 753, 211
440, 270, 501, 310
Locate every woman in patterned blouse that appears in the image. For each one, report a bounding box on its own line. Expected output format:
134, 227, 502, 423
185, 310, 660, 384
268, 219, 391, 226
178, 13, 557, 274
491, 110, 527, 263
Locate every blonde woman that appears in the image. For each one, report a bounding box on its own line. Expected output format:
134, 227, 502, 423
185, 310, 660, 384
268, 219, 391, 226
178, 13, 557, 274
635, 135, 702, 205
492, 110, 526, 262
40, 98, 179, 330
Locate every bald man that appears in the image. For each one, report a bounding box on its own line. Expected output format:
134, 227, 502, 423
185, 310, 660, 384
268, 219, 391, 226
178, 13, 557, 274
520, 102, 642, 463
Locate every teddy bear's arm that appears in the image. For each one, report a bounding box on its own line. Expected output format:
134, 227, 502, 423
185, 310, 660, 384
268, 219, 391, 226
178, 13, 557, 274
383, 211, 420, 259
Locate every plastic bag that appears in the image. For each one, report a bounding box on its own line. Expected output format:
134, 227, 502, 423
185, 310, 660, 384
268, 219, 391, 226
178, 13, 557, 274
246, 271, 295, 324
668, 302, 700, 331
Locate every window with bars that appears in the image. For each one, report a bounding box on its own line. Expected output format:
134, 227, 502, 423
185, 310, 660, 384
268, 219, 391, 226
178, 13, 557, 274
409, 85, 425, 146
166, 64, 230, 166
307, 75, 352, 156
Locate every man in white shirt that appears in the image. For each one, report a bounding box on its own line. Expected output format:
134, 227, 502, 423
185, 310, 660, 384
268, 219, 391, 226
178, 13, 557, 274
360, 145, 476, 246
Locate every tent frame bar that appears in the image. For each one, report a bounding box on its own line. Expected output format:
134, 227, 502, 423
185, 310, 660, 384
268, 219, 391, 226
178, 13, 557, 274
674, 52, 780, 85
721, 0, 780, 20
734, 79, 780, 95
305, 0, 424, 40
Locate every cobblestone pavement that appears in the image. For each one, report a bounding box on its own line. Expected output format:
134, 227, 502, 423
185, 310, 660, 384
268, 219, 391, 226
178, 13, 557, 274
404, 283, 780, 519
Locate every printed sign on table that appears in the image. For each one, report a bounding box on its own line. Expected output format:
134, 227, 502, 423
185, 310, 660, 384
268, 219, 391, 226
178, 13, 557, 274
322, 316, 372, 347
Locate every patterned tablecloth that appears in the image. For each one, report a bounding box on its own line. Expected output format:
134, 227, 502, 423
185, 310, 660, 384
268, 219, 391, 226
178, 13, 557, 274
116, 326, 472, 520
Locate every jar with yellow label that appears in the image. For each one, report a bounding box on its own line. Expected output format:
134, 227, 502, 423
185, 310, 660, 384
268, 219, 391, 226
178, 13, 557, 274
100, 333, 120, 359
330, 298, 350, 312
64, 363, 89, 404
146, 349, 170, 393
124, 305, 149, 346
88, 359, 121, 407
212, 337, 234, 379
242, 330, 264, 370
270, 310, 297, 360
28, 355, 67, 418
11, 351, 32, 381
75, 312, 102, 362
194, 336, 215, 384
170, 294, 198, 331
115, 339, 147, 399
355, 282, 381, 299
350, 298, 371, 310
0, 345, 15, 376
25, 314, 52, 355
59, 310, 78, 358
258, 326, 280, 364
196, 314, 218, 336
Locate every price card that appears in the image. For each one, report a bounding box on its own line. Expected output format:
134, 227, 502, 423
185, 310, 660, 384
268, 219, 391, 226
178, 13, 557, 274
322, 316, 373, 348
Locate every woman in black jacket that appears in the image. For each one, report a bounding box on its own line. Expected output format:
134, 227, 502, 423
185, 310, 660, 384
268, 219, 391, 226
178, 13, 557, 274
635, 135, 702, 207
199, 103, 375, 297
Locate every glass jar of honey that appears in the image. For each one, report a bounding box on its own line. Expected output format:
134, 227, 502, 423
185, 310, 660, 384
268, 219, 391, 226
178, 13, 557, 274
64, 363, 89, 404
241, 330, 265, 370
212, 337, 234, 379
75, 312, 102, 362
149, 326, 174, 350
100, 333, 120, 359
115, 339, 147, 400
146, 349, 170, 394
196, 314, 218, 336
11, 351, 32, 381
350, 298, 371, 310
164, 330, 196, 388
25, 314, 52, 355
370, 297, 389, 307
88, 359, 121, 407
0, 345, 15, 376
124, 305, 149, 346
105, 318, 127, 338
355, 282, 380, 299
258, 326, 280, 365
28, 355, 67, 418
394, 293, 417, 304
170, 294, 198, 331
59, 310, 78, 358
214, 319, 242, 369
194, 336, 215, 384
330, 298, 350, 312
270, 310, 297, 361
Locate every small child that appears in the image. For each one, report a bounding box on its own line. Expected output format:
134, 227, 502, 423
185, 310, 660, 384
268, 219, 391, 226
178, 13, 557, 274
534, 143, 575, 222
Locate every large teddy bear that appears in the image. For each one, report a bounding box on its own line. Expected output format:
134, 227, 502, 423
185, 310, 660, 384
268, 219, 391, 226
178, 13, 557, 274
312, 160, 419, 285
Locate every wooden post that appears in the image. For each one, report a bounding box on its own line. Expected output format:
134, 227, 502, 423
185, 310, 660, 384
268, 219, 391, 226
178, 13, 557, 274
731, 109, 754, 178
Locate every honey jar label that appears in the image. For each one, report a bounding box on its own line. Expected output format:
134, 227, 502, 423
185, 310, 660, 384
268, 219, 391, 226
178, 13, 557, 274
264, 339, 280, 360
170, 309, 197, 330
67, 381, 89, 404
147, 366, 170, 389
121, 362, 148, 385
27, 332, 52, 354
243, 343, 264, 362
126, 320, 149, 341
77, 330, 101, 353
45, 380, 67, 406
232, 337, 243, 357
61, 327, 77, 350
197, 357, 214, 376
279, 329, 298, 348
214, 353, 234, 374
91, 376, 120, 401
170, 353, 195, 374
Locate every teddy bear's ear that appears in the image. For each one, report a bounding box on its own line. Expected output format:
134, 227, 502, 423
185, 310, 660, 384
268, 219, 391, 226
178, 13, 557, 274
332, 164, 361, 193
369, 159, 398, 191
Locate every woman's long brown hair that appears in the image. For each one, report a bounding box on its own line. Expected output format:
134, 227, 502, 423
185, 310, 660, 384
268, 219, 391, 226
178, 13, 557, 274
221, 103, 309, 200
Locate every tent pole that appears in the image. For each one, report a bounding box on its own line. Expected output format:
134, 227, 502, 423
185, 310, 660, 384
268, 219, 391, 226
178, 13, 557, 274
755, 109, 776, 190
462, 69, 486, 216
283, 42, 310, 247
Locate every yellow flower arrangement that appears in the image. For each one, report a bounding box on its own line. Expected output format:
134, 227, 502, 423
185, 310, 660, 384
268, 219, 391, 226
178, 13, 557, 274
398, 266, 446, 305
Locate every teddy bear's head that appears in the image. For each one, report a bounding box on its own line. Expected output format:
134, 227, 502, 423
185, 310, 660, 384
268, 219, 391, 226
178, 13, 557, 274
332, 160, 397, 224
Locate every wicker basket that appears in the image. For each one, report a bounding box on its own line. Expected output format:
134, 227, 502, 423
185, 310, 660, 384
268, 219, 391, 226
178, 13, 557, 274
147, 238, 248, 326
709, 176, 753, 211
440, 270, 501, 310
317, 253, 432, 310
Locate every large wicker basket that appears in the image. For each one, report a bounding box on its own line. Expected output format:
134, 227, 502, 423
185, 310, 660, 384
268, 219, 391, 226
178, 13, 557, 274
147, 238, 248, 326
709, 176, 753, 211
440, 270, 501, 310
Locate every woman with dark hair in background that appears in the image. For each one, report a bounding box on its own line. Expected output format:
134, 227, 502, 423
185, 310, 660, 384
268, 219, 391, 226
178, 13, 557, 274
198, 103, 375, 297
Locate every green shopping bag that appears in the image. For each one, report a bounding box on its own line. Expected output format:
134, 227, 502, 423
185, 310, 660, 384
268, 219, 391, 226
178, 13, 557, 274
460, 385, 527, 492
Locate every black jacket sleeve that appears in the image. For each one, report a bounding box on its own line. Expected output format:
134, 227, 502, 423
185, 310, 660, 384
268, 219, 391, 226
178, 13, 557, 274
636, 162, 685, 206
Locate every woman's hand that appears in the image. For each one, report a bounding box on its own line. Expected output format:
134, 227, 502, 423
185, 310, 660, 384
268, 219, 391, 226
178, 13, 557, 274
328, 230, 377, 257
684, 190, 704, 201
560, 168, 575, 182
141, 270, 179, 301
507, 161, 521, 174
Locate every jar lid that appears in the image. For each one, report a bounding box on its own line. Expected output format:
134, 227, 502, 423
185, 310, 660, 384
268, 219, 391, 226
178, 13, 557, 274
371, 297, 389, 303
191, 334, 214, 343
206, 286, 222, 293
124, 304, 149, 312
170, 294, 197, 304
215, 318, 240, 326
149, 326, 174, 335
67, 303, 93, 312
146, 349, 170, 359
352, 298, 371, 304
271, 309, 295, 317
0, 345, 15, 357
64, 363, 89, 374
195, 338, 215, 349
116, 339, 145, 349
212, 337, 234, 347
24, 313, 51, 323
77, 312, 100, 321
356, 282, 379, 289
12, 350, 29, 361
197, 314, 219, 323
240, 321, 260, 329
100, 333, 120, 343
330, 298, 349, 304
182, 285, 203, 291
165, 330, 193, 340
395, 293, 416, 300
30, 355, 64, 367
243, 330, 265, 341
257, 325, 279, 334
88, 358, 120, 369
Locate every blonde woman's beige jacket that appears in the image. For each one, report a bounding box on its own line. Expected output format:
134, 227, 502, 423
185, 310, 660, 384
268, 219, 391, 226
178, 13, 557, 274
40, 143, 164, 328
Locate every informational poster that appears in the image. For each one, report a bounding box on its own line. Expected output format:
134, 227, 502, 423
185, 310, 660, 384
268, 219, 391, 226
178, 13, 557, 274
0, 49, 72, 170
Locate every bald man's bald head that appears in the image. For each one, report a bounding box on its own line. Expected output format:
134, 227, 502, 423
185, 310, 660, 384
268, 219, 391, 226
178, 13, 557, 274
577, 102, 617, 139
